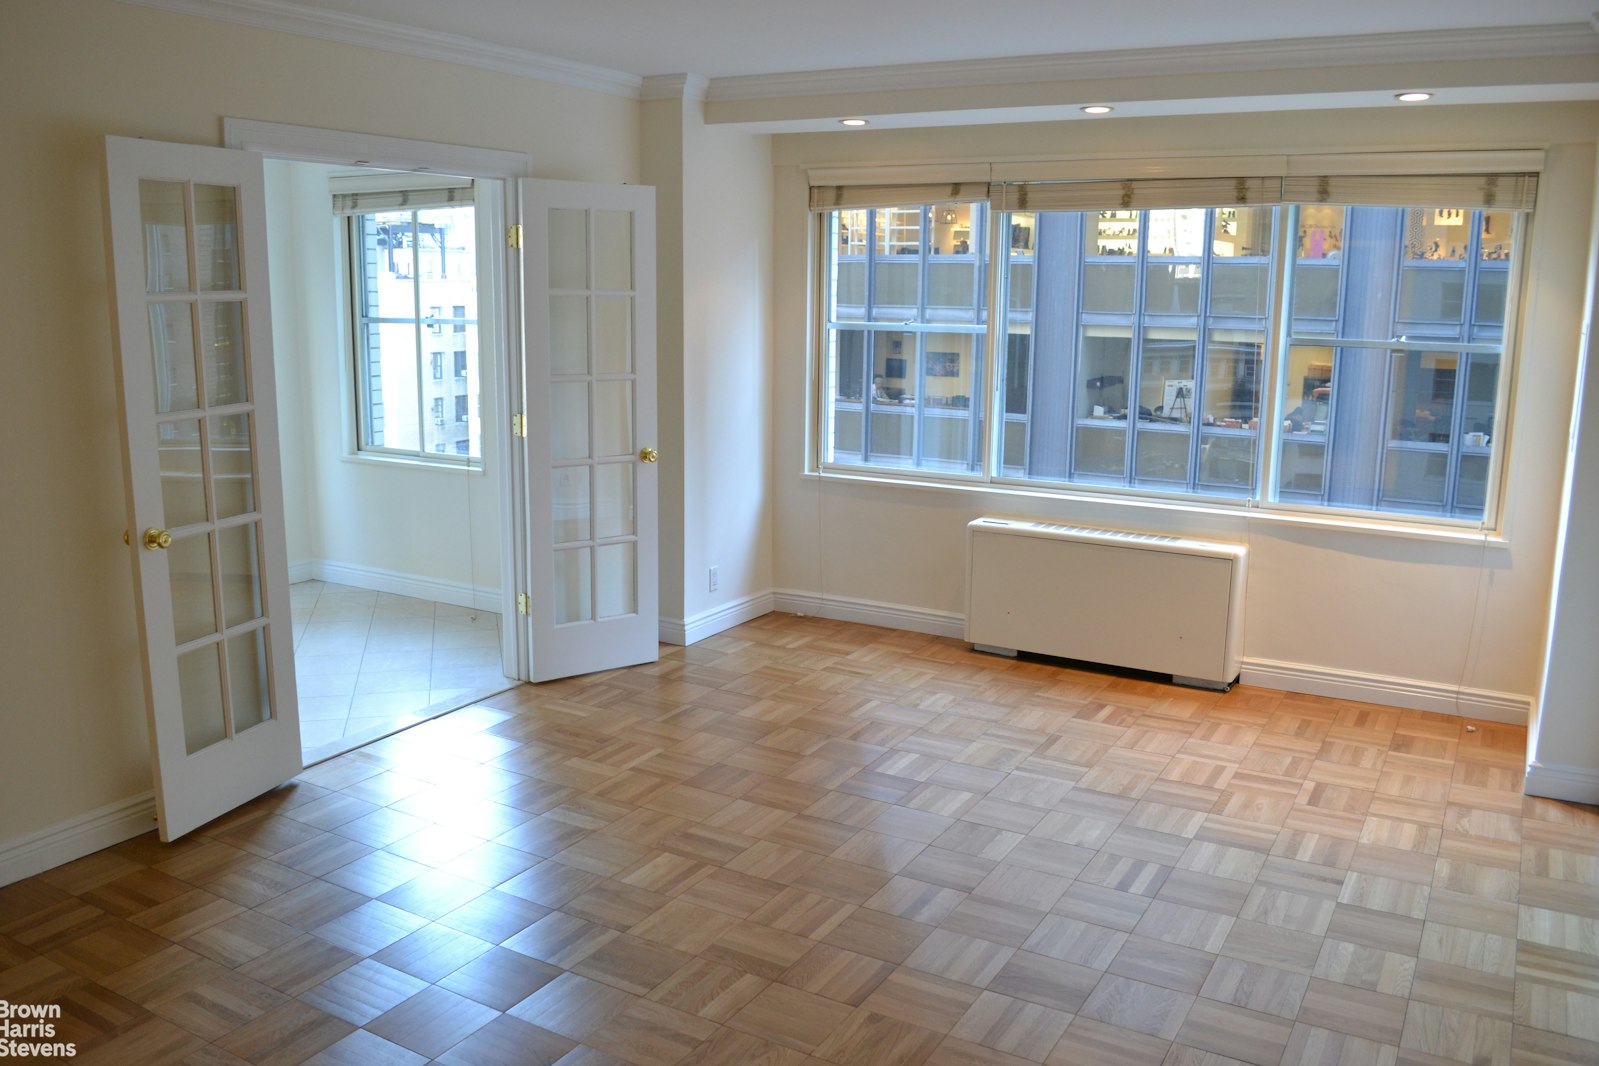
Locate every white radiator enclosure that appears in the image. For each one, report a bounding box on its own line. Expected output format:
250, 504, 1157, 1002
966, 517, 1247, 689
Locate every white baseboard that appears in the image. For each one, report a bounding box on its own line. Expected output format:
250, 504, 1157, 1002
0, 793, 157, 888
1240, 657, 1532, 724
661, 592, 775, 646
293, 558, 501, 613
1524, 760, 1599, 804
678, 589, 1531, 723
771, 589, 966, 639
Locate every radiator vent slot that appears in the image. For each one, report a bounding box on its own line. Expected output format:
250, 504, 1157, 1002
965, 516, 1246, 689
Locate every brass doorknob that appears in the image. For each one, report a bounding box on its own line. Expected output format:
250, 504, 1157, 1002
639, 447, 659, 463
143, 527, 173, 551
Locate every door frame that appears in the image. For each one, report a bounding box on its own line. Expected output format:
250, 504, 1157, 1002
224, 119, 534, 683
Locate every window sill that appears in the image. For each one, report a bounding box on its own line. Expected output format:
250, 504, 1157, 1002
804, 466, 1505, 548
342, 451, 485, 475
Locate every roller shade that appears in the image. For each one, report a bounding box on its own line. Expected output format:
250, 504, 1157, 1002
1282, 173, 1538, 210
990, 176, 1282, 213
809, 181, 990, 211
331, 178, 475, 215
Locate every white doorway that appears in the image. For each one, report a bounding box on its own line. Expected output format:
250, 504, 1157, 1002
251, 140, 527, 763
105, 121, 662, 838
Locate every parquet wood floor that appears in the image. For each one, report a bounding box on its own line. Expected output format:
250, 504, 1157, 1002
3, 613, 1597, 1065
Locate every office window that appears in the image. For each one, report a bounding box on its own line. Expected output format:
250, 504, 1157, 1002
996, 206, 1275, 497
822, 203, 988, 474
348, 202, 480, 460
815, 166, 1532, 526
1273, 205, 1516, 517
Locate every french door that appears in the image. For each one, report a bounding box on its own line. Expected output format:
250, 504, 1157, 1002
521, 180, 660, 681
104, 136, 301, 840
104, 136, 662, 837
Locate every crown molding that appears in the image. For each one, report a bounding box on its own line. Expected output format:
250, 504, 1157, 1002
641, 74, 710, 103
114, 2, 1599, 119
706, 22, 1599, 103
119, 0, 643, 99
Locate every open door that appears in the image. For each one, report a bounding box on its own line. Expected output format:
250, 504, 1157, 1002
522, 180, 659, 681
104, 136, 301, 840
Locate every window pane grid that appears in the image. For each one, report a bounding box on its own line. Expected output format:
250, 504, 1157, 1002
1273, 205, 1510, 520
824, 205, 988, 475
817, 194, 1523, 527
350, 205, 480, 461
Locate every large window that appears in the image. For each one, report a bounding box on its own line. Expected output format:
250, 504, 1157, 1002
824, 203, 988, 473
816, 166, 1533, 527
345, 191, 480, 461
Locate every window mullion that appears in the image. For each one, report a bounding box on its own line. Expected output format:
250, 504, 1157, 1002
1189, 212, 1216, 495
409, 213, 428, 455
1125, 211, 1149, 487
1258, 205, 1296, 507
982, 207, 1005, 480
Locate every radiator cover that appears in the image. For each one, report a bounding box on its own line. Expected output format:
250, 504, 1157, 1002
965, 517, 1247, 689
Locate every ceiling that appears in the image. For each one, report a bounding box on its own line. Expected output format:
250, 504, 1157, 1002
133, 0, 1599, 130
237, 0, 1599, 80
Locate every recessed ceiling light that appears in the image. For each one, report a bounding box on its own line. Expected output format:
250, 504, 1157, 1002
839, 118, 869, 127
1081, 105, 1113, 115
1395, 92, 1433, 103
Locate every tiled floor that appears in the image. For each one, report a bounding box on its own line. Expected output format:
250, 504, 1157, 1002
3, 613, 1597, 1066
291, 580, 519, 763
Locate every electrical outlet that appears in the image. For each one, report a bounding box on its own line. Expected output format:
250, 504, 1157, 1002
708, 566, 718, 592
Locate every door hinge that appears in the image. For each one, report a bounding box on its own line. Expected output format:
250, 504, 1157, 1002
507, 224, 523, 249
512, 413, 527, 438
516, 593, 531, 616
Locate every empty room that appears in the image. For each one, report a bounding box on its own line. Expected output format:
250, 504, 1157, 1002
3, 1, 1599, 1064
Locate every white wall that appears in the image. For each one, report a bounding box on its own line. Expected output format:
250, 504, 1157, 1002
680, 104, 774, 631
0, 0, 638, 868
641, 98, 689, 627
643, 88, 775, 641
770, 103, 1599, 718
1529, 138, 1599, 802
266, 160, 502, 606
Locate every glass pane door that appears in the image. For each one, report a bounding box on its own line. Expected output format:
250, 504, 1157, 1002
522, 180, 657, 682
106, 136, 301, 841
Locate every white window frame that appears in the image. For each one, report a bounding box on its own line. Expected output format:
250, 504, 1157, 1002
344, 202, 486, 466
808, 154, 1538, 538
